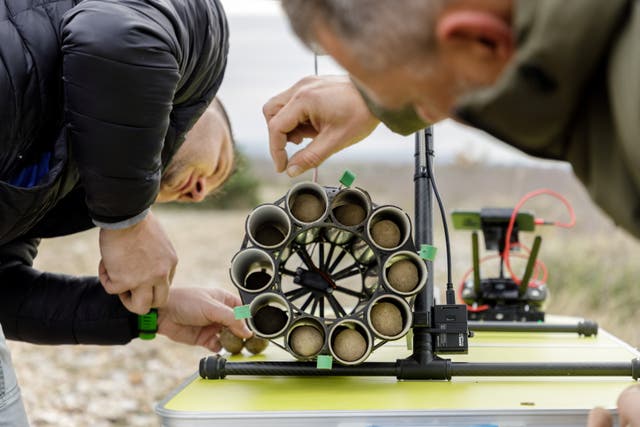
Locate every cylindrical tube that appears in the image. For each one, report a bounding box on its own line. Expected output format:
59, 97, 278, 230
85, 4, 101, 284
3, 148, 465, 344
286, 317, 326, 360
246, 204, 292, 249
326, 188, 372, 244
383, 251, 428, 296
328, 319, 373, 365
366, 206, 411, 252
350, 237, 376, 265
230, 248, 276, 293
367, 295, 413, 340
248, 293, 292, 339
285, 182, 329, 225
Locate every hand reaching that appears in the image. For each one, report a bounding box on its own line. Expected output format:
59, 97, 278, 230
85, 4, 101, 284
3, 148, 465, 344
157, 287, 252, 352
263, 75, 380, 177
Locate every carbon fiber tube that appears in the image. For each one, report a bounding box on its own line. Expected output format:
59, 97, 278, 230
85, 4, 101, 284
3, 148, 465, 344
469, 320, 599, 336
450, 361, 638, 378
200, 356, 639, 380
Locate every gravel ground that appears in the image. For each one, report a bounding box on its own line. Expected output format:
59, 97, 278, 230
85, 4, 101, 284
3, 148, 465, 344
9, 210, 247, 427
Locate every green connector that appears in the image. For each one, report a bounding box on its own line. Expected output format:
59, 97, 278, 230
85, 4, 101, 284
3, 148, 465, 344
316, 355, 333, 370
233, 305, 252, 320
339, 170, 356, 187
419, 244, 438, 261
138, 308, 158, 340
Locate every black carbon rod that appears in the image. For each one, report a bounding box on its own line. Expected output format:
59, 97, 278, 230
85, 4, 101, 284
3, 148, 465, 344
200, 356, 640, 380
450, 361, 638, 378
469, 320, 599, 336
413, 127, 435, 364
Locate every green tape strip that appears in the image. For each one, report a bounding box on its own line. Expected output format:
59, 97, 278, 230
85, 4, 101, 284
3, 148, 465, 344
316, 355, 333, 370
406, 329, 414, 351
339, 170, 356, 187
234, 305, 252, 320
419, 244, 438, 261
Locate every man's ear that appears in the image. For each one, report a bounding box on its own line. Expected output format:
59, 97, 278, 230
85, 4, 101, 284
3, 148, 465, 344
436, 10, 513, 62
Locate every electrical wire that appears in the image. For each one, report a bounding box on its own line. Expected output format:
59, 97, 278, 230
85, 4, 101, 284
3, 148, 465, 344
424, 132, 455, 304
457, 188, 572, 310
502, 189, 575, 286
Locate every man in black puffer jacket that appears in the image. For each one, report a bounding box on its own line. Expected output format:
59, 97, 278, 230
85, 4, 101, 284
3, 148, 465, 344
0, 1, 252, 424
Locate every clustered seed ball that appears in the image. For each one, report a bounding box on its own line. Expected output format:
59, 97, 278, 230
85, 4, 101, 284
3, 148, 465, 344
290, 325, 324, 357
371, 219, 401, 248
244, 336, 269, 354
370, 302, 403, 337
387, 259, 419, 293
333, 329, 366, 362
291, 193, 324, 223
333, 203, 366, 226
219, 328, 244, 354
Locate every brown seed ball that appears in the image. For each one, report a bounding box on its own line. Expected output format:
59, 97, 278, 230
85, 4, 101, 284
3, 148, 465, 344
333, 329, 367, 362
387, 259, 419, 293
370, 302, 403, 337
333, 203, 366, 226
219, 328, 244, 354
244, 336, 269, 355
291, 193, 324, 223
253, 305, 288, 335
371, 219, 401, 248
290, 325, 324, 357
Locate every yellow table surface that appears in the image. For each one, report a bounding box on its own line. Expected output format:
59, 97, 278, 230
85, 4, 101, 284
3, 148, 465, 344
156, 316, 639, 426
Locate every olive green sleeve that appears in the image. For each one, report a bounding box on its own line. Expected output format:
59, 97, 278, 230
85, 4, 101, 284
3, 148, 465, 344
352, 79, 429, 136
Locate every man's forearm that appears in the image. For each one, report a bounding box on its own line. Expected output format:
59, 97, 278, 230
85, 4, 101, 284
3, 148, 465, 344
0, 264, 137, 345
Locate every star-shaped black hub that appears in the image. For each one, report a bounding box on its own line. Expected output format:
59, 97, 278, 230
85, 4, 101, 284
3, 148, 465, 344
279, 238, 374, 319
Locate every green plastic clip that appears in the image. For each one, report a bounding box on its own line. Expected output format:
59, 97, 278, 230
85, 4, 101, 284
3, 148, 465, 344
316, 355, 333, 370
233, 305, 252, 320
138, 308, 158, 340
339, 170, 356, 187
419, 244, 438, 261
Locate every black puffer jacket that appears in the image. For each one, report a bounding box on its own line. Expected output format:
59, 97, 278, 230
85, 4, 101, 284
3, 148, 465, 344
0, 0, 228, 344
0, 0, 228, 244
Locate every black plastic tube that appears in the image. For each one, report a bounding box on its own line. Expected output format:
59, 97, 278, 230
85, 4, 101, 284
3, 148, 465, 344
200, 356, 640, 380
469, 320, 598, 336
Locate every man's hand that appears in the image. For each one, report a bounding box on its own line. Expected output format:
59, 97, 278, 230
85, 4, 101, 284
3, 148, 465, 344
98, 211, 177, 314
157, 287, 252, 352
587, 385, 640, 427
263, 75, 380, 177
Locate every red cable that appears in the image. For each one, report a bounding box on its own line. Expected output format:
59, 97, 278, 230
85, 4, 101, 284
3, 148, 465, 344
502, 189, 575, 287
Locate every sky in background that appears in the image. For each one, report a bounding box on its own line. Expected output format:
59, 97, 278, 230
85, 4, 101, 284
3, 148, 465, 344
216, 0, 565, 168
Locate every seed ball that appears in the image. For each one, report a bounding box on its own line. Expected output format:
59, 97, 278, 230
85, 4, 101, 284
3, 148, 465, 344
333, 203, 366, 226
370, 302, 403, 337
253, 305, 288, 335
371, 219, 401, 248
290, 325, 324, 357
333, 328, 367, 362
387, 259, 419, 293
219, 328, 244, 354
291, 193, 324, 222
244, 336, 269, 355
